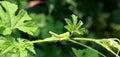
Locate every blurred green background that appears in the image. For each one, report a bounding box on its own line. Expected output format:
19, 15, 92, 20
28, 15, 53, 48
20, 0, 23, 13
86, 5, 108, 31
1, 0, 120, 57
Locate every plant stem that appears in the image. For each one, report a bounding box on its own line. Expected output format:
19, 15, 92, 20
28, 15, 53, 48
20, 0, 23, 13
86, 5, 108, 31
30, 37, 119, 57
30, 37, 118, 44
30, 37, 103, 44
73, 38, 96, 42
30, 38, 94, 44
30, 37, 70, 43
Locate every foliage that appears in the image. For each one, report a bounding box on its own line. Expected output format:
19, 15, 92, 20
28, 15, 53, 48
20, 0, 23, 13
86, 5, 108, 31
64, 14, 85, 35
0, 1, 37, 35
0, 1, 120, 57
72, 48, 99, 57
0, 37, 35, 57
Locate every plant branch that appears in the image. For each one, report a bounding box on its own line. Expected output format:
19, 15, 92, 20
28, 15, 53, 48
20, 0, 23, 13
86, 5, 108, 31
30, 37, 70, 44
30, 37, 120, 57
30, 37, 118, 44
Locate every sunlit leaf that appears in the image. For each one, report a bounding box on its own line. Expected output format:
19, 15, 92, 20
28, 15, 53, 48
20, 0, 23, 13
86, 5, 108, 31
0, 37, 35, 57
0, 1, 37, 35
64, 14, 85, 35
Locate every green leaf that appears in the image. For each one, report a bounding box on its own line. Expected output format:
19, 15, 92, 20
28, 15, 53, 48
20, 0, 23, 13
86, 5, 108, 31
72, 48, 99, 57
0, 54, 2, 57
72, 14, 78, 26
0, 1, 37, 35
95, 39, 120, 57
0, 37, 5, 51
0, 37, 35, 57
64, 18, 73, 31
64, 14, 85, 35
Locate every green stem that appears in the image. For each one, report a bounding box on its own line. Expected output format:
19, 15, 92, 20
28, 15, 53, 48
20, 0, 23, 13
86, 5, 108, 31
30, 37, 116, 44
30, 37, 70, 44
30, 38, 94, 44
73, 38, 96, 42
30, 37, 119, 57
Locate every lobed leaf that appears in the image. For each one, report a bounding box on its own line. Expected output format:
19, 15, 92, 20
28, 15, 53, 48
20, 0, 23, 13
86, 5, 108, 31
0, 37, 35, 57
0, 1, 37, 35
72, 48, 99, 57
64, 14, 85, 35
